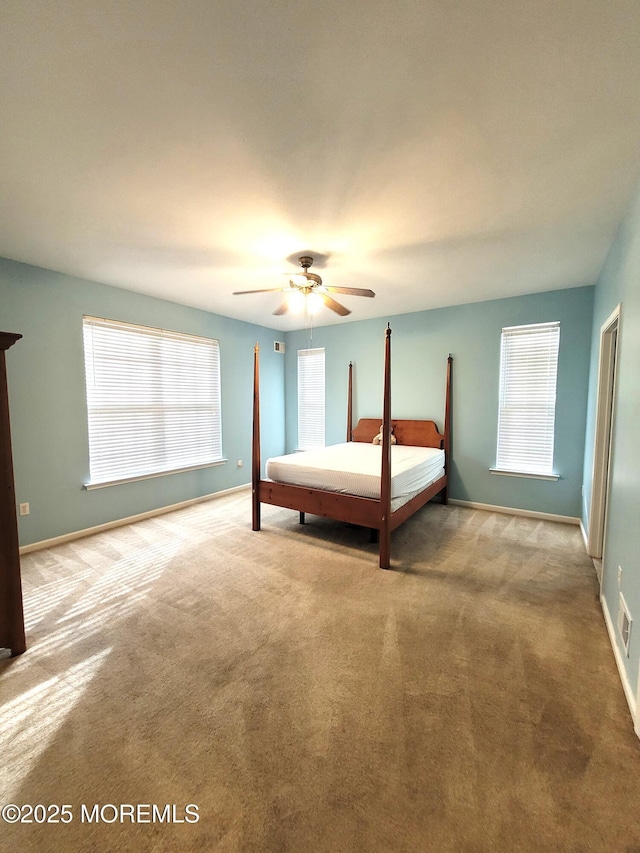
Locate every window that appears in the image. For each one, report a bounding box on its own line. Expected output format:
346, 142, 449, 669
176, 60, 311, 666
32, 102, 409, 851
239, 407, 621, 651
83, 317, 223, 487
495, 321, 560, 478
297, 348, 325, 450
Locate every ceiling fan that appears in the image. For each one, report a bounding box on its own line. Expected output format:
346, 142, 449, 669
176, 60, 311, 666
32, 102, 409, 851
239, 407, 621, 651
233, 256, 375, 316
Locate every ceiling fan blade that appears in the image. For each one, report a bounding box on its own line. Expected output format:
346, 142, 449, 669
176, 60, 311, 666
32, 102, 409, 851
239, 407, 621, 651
272, 300, 290, 316
321, 293, 351, 316
233, 287, 285, 295
324, 286, 375, 298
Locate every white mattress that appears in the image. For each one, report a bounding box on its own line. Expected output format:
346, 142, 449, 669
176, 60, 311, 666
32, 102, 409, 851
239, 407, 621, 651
265, 442, 445, 505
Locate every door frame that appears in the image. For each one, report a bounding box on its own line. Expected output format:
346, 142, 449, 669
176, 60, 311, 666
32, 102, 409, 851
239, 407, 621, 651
587, 304, 621, 568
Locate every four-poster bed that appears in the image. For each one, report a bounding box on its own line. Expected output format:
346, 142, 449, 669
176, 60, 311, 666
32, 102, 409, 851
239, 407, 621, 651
251, 325, 452, 569
0, 331, 26, 655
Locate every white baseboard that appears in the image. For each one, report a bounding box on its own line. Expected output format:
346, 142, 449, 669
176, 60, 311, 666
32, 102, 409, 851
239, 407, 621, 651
600, 592, 639, 738
19, 484, 251, 555
448, 499, 580, 526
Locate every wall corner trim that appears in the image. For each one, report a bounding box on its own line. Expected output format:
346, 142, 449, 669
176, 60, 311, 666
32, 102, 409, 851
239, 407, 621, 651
579, 519, 589, 551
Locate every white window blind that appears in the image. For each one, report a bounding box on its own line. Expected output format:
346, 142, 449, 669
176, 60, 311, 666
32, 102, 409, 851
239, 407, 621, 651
496, 321, 560, 477
83, 316, 222, 487
298, 348, 325, 450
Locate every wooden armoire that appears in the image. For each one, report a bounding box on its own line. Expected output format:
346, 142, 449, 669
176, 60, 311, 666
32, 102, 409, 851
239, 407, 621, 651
0, 331, 26, 656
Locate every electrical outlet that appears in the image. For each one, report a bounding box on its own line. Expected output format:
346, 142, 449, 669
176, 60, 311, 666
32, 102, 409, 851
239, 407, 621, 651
19, 502, 30, 516
237, 460, 243, 468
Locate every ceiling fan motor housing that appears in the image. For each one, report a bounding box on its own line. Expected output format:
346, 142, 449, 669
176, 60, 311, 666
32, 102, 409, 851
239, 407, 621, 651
292, 257, 322, 287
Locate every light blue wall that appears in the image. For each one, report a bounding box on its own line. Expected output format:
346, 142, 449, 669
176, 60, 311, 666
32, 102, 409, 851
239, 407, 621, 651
284, 286, 594, 519
0, 253, 597, 548
0, 257, 285, 547
583, 182, 640, 691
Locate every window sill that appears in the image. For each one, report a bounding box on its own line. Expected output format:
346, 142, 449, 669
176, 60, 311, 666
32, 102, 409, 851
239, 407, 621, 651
490, 468, 559, 482
83, 459, 227, 490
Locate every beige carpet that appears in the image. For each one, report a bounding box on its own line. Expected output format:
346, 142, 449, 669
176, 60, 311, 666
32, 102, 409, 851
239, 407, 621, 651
2, 492, 640, 852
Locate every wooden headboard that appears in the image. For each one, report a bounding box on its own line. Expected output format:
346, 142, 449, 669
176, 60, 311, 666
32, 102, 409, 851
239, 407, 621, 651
351, 418, 444, 448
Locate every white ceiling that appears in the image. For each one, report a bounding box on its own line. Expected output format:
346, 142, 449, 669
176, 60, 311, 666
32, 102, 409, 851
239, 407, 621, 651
1, 1, 640, 331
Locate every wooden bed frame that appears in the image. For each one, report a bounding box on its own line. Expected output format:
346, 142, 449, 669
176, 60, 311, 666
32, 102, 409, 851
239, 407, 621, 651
252, 325, 452, 569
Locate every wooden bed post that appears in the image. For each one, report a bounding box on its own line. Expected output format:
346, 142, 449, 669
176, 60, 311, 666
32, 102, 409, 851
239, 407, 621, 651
346, 361, 353, 442
442, 354, 452, 505
0, 332, 26, 656
380, 324, 392, 569
252, 343, 261, 531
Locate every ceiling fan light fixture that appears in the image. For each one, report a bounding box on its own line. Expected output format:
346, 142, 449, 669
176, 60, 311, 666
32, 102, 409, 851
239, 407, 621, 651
234, 254, 374, 317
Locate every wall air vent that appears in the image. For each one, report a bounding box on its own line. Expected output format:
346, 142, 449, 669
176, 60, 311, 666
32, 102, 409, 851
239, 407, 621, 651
274, 341, 285, 353
618, 592, 632, 656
